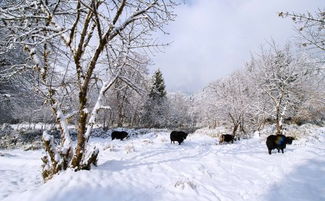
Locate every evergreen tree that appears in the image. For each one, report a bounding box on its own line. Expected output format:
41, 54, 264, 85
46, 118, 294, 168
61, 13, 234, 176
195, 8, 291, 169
142, 69, 168, 128
149, 69, 167, 100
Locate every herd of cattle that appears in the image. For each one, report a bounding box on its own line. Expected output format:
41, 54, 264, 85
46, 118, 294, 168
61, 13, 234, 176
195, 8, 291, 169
111, 130, 296, 155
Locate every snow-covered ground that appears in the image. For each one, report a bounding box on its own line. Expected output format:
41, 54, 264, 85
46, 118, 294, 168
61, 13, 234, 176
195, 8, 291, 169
1, 127, 325, 201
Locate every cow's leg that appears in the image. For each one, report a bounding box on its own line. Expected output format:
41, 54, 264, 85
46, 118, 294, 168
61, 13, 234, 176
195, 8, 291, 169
268, 149, 272, 155
281, 148, 284, 153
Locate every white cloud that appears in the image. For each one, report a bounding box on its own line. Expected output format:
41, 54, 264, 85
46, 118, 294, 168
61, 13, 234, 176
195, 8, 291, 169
151, 0, 324, 93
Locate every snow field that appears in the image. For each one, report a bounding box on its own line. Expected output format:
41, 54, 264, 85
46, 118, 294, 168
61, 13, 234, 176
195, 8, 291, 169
1, 128, 325, 201
0, 150, 42, 199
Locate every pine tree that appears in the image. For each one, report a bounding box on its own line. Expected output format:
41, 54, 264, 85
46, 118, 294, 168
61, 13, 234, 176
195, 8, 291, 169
149, 69, 167, 100
142, 69, 168, 127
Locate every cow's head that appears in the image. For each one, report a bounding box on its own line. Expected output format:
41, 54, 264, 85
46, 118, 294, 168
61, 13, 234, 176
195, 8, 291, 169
183, 133, 188, 139
286, 136, 295, 144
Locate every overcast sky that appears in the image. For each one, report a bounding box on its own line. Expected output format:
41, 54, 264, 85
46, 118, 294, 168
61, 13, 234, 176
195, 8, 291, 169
151, 0, 324, 94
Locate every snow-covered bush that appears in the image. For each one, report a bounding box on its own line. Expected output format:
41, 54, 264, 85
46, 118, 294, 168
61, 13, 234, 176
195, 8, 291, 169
0, 123, 13, 136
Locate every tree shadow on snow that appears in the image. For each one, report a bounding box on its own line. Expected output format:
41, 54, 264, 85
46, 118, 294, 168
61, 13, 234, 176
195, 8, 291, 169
263, 158, 325, 201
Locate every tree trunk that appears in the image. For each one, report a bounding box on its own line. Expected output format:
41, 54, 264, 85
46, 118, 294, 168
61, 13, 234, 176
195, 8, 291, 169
240, 120, 246, 135
232, 123, 239, 136
71, 92, 88, 168
229, 113, 240, 136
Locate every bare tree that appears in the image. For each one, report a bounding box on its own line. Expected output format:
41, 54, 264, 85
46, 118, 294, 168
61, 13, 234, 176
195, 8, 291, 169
246, 43, 316, 134
166, 92, 193, 128
101, 52, 150, 127
279, 9, 325, 55
205, 70, 252, 137
196, 41, 322, 134
0, 38, 44, 123
0, 0, 176, 180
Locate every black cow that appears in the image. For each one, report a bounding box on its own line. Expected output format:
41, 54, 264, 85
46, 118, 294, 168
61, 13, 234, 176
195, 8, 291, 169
219, 134, 234, 144
266, 134, 291, 155
170, 131, 188, 145
111, 131, 128, 140
286, 136, 295, 145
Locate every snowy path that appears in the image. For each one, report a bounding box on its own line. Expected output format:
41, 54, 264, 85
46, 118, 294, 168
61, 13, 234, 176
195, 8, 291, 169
1, 128, 325, 201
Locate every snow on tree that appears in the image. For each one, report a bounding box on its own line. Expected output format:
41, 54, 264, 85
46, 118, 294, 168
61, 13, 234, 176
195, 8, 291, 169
279, 9, 325, 53
0, 0, 176, 180
203, 70, 253, 136
246, 43, 318, 134
149, 69, 167, 99
166, 92, 193, 128
141, 69, 169, 128
99, 53, 150, 128
0, 34, 45, 124
196, 40, 323, 134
